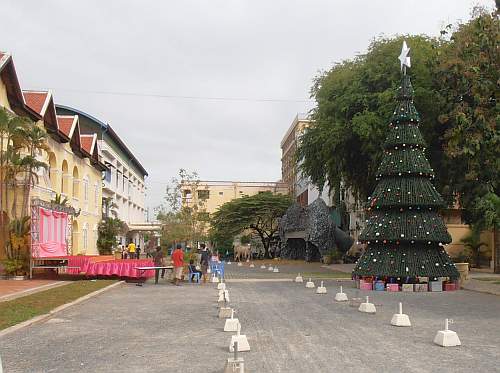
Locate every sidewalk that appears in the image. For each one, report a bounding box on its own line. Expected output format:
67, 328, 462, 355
0, 280, 68, 302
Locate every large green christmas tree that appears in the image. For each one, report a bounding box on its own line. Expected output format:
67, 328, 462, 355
353, 43, 459, 280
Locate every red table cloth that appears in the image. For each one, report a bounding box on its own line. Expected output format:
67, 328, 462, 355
85, 259, 155, 278
65, 255, 96, 274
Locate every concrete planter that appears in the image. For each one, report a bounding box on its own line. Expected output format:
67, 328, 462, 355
454, 262, 469, 287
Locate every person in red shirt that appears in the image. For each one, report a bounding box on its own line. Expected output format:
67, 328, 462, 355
171, 244, 184, 286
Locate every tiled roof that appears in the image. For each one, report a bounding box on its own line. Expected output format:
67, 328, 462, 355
56, 115, 76, 137
80, 134, 95, 155
22, 91, 50, 115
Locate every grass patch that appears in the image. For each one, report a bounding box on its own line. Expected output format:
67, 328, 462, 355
301, 272, 351, 279
0, 280, 116, 331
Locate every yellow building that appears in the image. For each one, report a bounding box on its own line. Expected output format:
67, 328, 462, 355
182, 180, 289, 215
0, 51, 104, 256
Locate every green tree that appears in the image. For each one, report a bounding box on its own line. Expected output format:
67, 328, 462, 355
432, 7, 499, 227
97, 217, 125, 255
461, 229, 488, 268
20, 125, 49, 217
210, 192, 293, 258
298, 35, 452, 206
156, 169, 209, 248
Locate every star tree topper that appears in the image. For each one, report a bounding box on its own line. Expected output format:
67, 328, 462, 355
399, 41, 411, 74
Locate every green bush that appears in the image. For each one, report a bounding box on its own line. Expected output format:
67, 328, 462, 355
2, 258, 27, 276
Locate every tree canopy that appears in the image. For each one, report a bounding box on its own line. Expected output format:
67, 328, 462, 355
210, 192, 293, 258
156, 169, 210, 247
297, 8, 499, 230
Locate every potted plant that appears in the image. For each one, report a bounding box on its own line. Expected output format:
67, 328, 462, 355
452, 246, 472, 286
1, 217, 30, 279
461, 230, 488, 268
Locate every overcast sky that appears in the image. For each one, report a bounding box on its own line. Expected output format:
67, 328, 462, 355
2, 0, 494, 216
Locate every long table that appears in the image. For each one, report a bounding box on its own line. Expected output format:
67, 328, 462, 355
135, 266, 174, 286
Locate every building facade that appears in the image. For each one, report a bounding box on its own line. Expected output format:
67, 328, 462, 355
56, 106, 151, 248
0, 52, 105, 256
280, 114, 312, 197
181, 180, 289, 215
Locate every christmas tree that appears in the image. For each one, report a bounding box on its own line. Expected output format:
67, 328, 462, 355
353, 42, 459, 280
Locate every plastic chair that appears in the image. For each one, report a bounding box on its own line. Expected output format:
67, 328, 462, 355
188, 268, 201, 283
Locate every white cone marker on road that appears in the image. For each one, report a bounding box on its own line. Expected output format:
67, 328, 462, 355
305, 278, 315, 288
390, 302, 411, 327
316, 281, 327, 294
224, 309, 240, 332
434, 319, 461, 347
224, 341, 245, 373
273, 267, 280, 273
229, 322, 250, 352
358, 296, 376, 313
295, 273, 303, 283
334, 285, 348, 302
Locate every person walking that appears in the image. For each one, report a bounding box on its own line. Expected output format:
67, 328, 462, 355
128, 241, 136, 259
145, 240, 155, 258
171, 244, 184, 286
153, 246, 165, 284
200, 243, 211, 284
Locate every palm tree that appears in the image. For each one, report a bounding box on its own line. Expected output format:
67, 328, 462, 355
20, 125, 49, 217
51, 193, 70, 207
0, 108, 29, 254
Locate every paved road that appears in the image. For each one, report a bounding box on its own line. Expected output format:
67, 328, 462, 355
2, 274, 500, 373
223, 260, 349, 279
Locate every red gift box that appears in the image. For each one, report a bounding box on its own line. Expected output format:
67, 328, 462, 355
360, 281, 373, 290
444, 282, 456, 291
387, 283, 399, 292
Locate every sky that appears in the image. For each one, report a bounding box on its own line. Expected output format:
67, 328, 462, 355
1, 0, 494, 216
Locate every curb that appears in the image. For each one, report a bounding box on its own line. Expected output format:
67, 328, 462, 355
0, 281, 124, 339
0, 281, 71, 303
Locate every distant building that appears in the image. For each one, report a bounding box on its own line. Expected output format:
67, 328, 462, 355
56, 105, 153, 248
181, 180, 289, 215
280, 114, 312, 197
280, 113, 364, 241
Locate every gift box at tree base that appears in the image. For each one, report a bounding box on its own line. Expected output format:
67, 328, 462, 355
352, 42, 460, 291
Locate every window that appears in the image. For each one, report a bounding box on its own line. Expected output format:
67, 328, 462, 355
83, 178, 89, 201
183, 189, 192, 198
105, 168, 112, 183
219, 191, 223, 196
94, 183, 99, 209
82, 225, 88, 250
197, 190, 210, 200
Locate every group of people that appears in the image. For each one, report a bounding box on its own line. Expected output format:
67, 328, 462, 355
151, 243, 216, 285
120, 242, 141, 259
